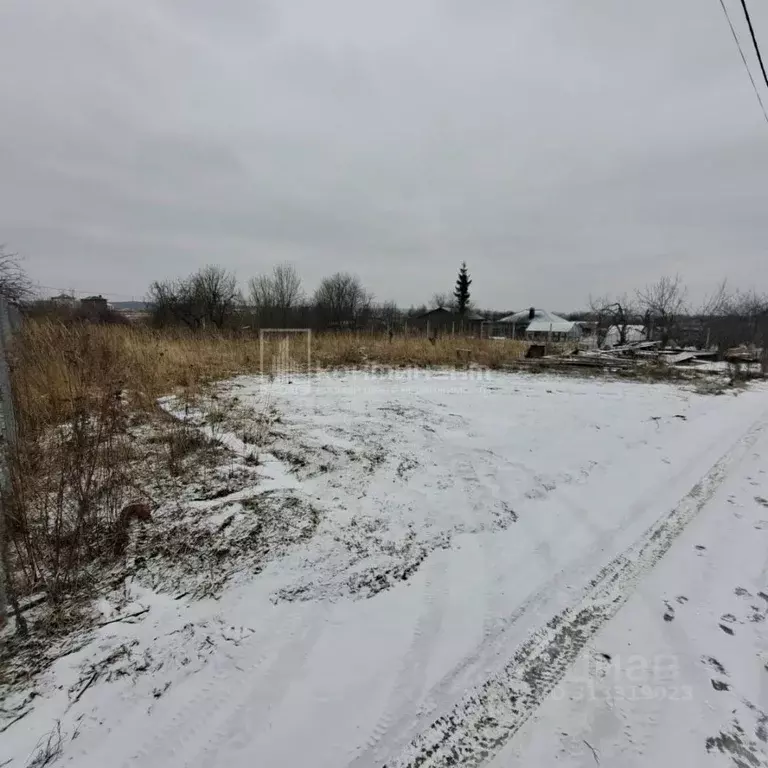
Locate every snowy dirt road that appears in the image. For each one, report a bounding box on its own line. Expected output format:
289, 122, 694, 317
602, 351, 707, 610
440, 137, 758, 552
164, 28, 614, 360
3, 371, 768, 768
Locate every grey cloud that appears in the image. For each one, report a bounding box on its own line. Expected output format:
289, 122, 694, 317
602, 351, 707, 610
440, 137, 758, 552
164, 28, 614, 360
0, 0, 766, 307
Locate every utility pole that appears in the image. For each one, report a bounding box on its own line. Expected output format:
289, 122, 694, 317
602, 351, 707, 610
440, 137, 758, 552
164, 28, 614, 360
0, 298, 27, 635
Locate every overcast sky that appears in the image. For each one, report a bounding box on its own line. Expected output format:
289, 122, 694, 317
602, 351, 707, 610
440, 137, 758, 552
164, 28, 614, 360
1, 0, 767, 309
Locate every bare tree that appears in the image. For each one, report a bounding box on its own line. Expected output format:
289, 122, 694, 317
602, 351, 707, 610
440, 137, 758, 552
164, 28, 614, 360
699, 283, 768, 354
148, 266, 240, 329
249, 264, 304, 326
732, 289, 768, 353
313, 272, 373, 329
589, 293, 640, 347
732, 288, 768, 319
249, 274, 275, 316
431, 292, 455, 310
637, 275, 687, 347
148, 279, 187, 328
0, 248, 33, 302
271, 264, 303, 320
372, 300, 402, 330
698, 279, 733, 317
192, 265, 240, 329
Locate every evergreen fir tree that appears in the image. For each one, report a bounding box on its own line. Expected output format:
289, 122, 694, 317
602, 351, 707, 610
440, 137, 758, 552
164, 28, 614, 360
453, 262, 472, 315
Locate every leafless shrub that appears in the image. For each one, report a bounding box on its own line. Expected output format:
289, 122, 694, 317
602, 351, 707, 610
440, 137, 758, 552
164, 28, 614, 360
637, 275, 688, 347
370, 301, 403, 332
8, 388, 134, 602
589, 294, 641, 347
0, 247, 33, 303
148, 265, 240, 330
698, 279, 732, 317
699, 283, 768, 354
162, 417, 211, 477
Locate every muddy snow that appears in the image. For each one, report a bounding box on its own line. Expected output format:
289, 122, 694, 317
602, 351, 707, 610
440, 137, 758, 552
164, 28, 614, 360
2, 370, 768, 768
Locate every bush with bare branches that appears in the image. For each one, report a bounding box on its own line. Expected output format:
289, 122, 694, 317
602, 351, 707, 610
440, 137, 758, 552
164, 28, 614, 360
636, 275, 688, 347
248, 263, 305, 327
148, 265, 240, 330
0, 247, 33, 303
589, 293, 641, 347
313, 272, 373, 330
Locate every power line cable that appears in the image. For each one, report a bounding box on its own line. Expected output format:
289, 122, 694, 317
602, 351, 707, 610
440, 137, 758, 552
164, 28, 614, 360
718, 0, 768, 124
739, 0, 768, 91
34, 283, 141, 301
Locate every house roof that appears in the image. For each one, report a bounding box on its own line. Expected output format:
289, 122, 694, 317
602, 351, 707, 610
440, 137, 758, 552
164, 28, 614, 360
498, 308, 567, 325
415, 307, 453, 319
526, 318, 578, 334
415, 307, 485, 320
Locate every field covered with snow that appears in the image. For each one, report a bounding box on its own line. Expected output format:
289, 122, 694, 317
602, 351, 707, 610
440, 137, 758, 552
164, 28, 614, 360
3, 370, 768, 767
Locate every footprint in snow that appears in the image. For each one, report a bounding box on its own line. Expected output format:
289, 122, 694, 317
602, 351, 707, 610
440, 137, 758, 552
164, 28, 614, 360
695, 545, 707, 555
676, 595, 689, 604
663, 601, 675, 622
755, 497, 768, 508
719, 624, 735, 636
711, 679, 730, 692
702, 656, 728, 676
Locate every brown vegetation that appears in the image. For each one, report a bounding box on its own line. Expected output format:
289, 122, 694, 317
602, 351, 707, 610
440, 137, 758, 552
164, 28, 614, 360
13, 322, 528, 423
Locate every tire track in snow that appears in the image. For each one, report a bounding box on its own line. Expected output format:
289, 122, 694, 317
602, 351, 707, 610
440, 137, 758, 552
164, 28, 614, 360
347, 450, 553, 766
346, 434, 469, 766
123, 604, 327, 768
385, 416, 767, 768
192, 605, 329, 768
417, 406, 768, 712
345, 552, 450, 767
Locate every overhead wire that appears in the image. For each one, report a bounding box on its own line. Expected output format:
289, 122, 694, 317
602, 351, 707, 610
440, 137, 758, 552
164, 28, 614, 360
717, 0, 768, 124
33, 283, 141, 301
739, 0, 768, 91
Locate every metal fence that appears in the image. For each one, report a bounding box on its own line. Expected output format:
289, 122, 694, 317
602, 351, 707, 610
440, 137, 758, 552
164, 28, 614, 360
0, 296, 21, 629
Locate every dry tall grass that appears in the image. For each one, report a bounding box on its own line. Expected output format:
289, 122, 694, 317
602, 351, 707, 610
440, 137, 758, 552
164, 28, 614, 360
13, 322, 528, 427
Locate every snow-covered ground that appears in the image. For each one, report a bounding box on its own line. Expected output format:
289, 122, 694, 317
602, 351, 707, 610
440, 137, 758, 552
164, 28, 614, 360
3, 370, 768, 768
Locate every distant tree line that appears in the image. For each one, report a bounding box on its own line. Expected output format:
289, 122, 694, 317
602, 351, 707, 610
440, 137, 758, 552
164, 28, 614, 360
145, 262, 485, 333
147, 264, 411, 332
3, 247, 766, 351
587, 275, 768, 351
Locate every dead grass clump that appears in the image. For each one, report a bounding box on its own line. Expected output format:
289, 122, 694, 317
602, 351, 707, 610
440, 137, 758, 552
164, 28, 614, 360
4, 323, 239, 620
25, 721, 63, 768
132, 492, 321, 598
7, 388, 135, 604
